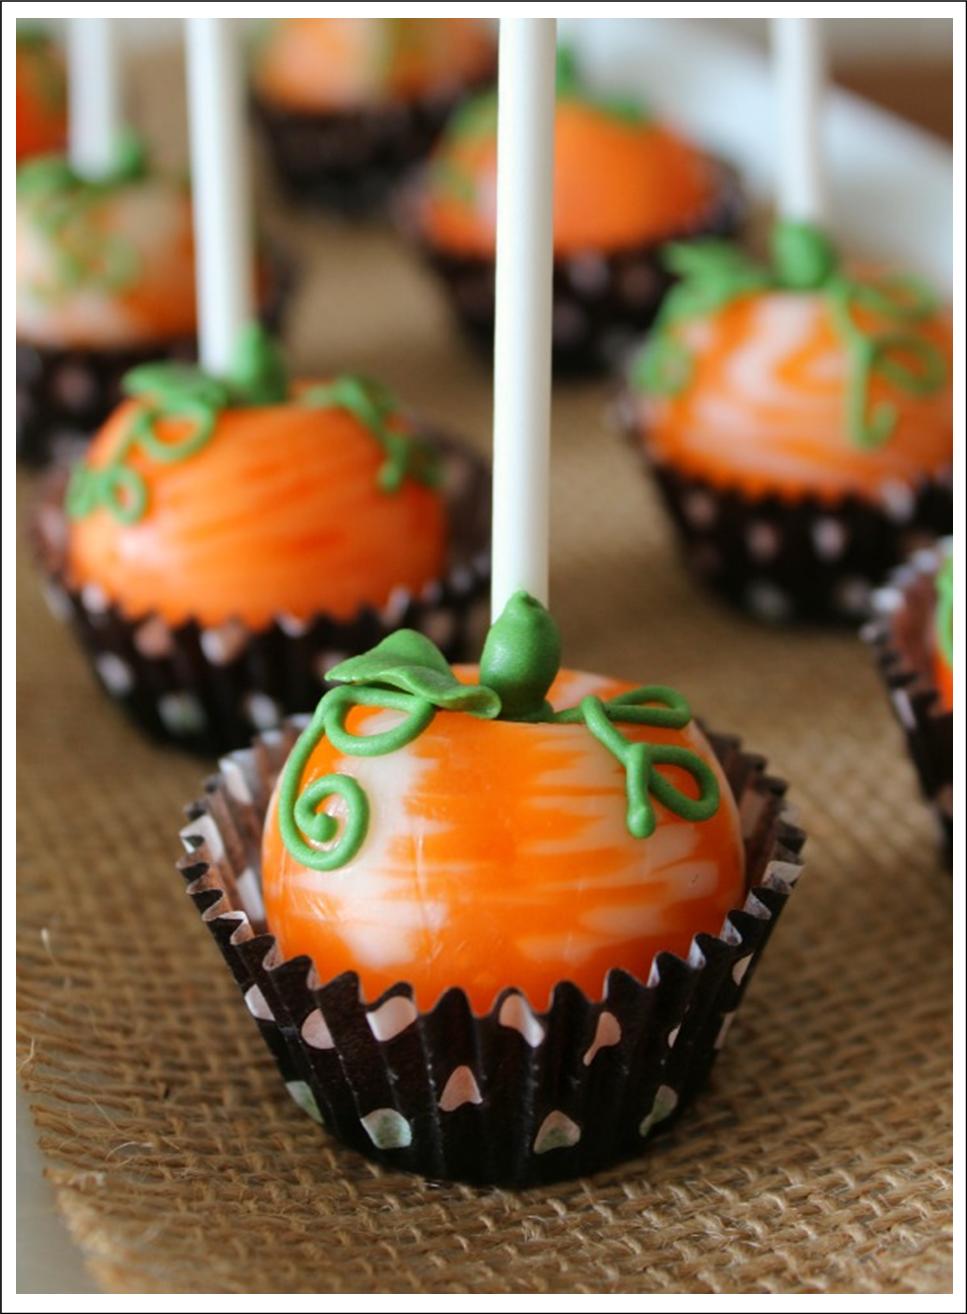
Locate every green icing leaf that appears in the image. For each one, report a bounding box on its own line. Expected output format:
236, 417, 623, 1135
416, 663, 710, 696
328, 631, 500, 717
448, 89, 498, 140
122, 362, 230, 409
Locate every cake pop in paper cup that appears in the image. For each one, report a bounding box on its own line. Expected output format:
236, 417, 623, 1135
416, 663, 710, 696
179, 591, 804, 1184
252, 17, 497, 213
33, 325, 490, 755
624, 222, 952, 623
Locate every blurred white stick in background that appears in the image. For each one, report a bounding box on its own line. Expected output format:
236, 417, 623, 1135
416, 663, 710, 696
491, 17, 558, 617
185, 17, 256, 375
68, 18, 123, 179
773, 17, 826, 223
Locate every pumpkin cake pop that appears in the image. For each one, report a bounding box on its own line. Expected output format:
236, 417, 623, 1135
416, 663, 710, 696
251, 17, 496, 213
16, 139, 287, 466
16, 25, 67, 163
33, 325, 490, 754
625, 221, 952, 622
178, 591, 805, 1184
401, 48, 743, 373
863, 540, 953, 862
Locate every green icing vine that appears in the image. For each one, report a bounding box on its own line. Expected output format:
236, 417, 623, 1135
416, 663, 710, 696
17, 133, 151, 300
935, 551, 953, 670
299, 375, 440, 493
278, 591, 720, 871
66, 326, 439, 524
632, 220, 948, 450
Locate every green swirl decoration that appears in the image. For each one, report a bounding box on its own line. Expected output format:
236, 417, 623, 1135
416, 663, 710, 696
632, 220, 948, 449
935, 551, 953, 670
278, 592, 720, 873
66, 327, 439, 524
17, 133, 150, 300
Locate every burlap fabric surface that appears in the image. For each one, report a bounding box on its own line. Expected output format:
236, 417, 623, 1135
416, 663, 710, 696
16, 47, 952, 1296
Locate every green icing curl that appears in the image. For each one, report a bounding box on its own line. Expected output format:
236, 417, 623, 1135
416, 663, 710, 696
632, 220, 948, 449
935, 551, 953, 670
66, 329, 438, 524
278, 592, 721, 873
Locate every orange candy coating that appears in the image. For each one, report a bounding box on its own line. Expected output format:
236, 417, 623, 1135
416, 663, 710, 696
420, 99, 717, 258
261, 667, 746, 1012
66, 395, 448, 630
254, 18, 495, 112
16, 36, 67, 162
637, 289, 953, 502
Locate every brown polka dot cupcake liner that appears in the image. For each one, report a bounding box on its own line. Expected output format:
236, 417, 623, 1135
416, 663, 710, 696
176, 720, 804, 1187
396, 161, 744, 376
629, 436, 953, 624
252, 69, 496, 215
30, 435, 491, 757
16, 246, 295, 469
862, 540, 953, 862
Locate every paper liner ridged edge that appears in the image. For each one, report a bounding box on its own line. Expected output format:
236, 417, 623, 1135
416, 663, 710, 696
30, 435, 491, 757
16, 245, 295, 468
396, 159, 744, 376
176, 721, 805, 1186
251, 62, 497, 215
618, 403, 953, 623
861, 539, 953, 862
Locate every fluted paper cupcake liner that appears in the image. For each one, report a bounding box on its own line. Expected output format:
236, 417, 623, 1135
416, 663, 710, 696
176, 720, 805, 1186
397, 161, 744, 376
31, 435, 491, 757
862, 540, 953, 861
624, 422, 953, 624
16, 247, 294, 468
253, 68, 496, 215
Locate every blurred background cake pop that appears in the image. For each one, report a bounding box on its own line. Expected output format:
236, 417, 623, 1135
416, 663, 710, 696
402, 45, 743, 374
252, 17, 497, 214
16, 18, 285, 468
623, 19, 951, 623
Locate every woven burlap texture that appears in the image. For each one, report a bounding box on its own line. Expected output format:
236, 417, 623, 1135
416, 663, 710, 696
17, 50, 952, 1295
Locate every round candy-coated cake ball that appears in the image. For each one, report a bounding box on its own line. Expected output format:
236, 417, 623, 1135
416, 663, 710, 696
636, 287, 953, 503
261, 666, 745, 1012
17, 173, 197, 350
66, 390, 447, 629
254, 17, 495, 112
419, 94, 717, 259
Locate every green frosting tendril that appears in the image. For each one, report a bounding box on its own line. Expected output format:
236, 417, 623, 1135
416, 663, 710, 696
299, 375, 440, 493
278, 591, 720, 872
66, 330, 439, 524
632, 220, 947, 449
935, 551, 953, 670
17, 133, 150, 300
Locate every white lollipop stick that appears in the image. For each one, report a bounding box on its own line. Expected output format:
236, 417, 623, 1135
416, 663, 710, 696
185, 17, 256, 376
773, 17, 826, 224
68, 18, 123, 179
490, 17, 557, 617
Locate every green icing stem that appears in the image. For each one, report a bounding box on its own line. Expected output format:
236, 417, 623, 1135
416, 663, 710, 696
935, 552, 953, 670
633, 220, 947, 450
278, 592, 721, 873
66, 330, 439, 524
